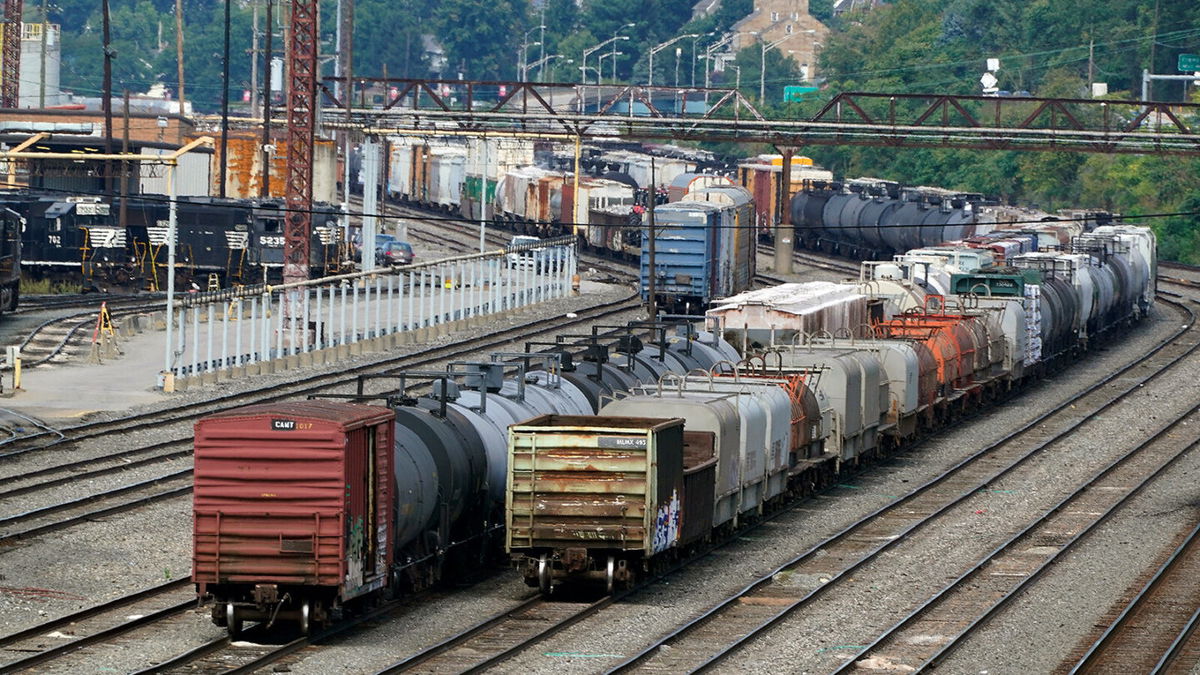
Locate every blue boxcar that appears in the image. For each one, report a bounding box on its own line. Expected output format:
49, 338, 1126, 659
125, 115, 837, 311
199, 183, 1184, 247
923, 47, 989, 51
641, 187, 755, 313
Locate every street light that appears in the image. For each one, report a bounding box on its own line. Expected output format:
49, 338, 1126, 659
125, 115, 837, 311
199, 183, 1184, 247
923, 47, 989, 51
610, 22, 635, 81
648, 33, 699, 88
598, 50, 624, 81
702, 33, 735, 109
691, 32, 714, 87
526, 54, 570, 82
596, 51, 624, 109
583, 34, 630, 85
758, 33, 797, 105
519, 39, 542, 82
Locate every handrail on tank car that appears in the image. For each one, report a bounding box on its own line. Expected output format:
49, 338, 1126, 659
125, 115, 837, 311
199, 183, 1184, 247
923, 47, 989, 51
593, 323, 667, 362
710, 359, 739, 378
355, 370, 456, 418
490, 351, 565, 390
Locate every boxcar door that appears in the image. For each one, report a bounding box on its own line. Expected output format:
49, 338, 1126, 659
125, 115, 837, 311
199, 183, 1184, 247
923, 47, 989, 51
344, 427, 375, 590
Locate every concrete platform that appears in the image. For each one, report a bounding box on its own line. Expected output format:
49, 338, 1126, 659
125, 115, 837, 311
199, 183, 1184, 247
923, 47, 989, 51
0, 276, 629, 426
1, 328, 170, 424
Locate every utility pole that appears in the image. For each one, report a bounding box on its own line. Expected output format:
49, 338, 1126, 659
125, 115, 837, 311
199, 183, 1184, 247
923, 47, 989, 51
647, 156, 657, 318
102, 0, 113, 195
1087, 38, 1094, 91
1, 0, 23, 109
39, 0, 47, 107
260, 0, 271, 197
537, 5, 545, 82
338, 0, 353, 224
283, 0, 319, 286
120, 89, 129, 229
1148, 0, 1160, 100
249, 1, 258, 119
219, 0, 231, 198
175, 0, 185, 113
774, 148, 794, 274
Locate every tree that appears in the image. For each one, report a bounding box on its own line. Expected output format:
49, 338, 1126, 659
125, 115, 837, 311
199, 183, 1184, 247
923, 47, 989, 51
432, 0, 528, 80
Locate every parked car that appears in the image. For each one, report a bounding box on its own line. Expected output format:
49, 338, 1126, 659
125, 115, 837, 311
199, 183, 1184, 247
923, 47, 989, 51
352, 233, 397, 263
506, 235, 542, 269
377, 240, 415, 266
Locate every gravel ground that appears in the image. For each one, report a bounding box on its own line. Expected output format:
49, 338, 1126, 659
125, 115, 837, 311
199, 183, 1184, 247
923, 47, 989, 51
722, 359, 1200, 674
0, 498, 194, 635
939, 444, 1200, 674
28, 607, 224, 674
0, 456, 194, 518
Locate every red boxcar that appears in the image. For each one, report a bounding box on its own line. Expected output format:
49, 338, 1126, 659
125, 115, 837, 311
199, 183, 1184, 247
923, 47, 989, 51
192, 401, 395, 636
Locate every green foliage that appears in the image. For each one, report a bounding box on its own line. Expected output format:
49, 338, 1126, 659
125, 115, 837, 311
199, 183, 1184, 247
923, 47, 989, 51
432, 0, 528, 79
811, 0, 1200, 261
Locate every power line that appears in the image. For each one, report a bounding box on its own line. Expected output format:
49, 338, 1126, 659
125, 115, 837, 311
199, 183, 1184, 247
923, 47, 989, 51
9, 183, 1192, 232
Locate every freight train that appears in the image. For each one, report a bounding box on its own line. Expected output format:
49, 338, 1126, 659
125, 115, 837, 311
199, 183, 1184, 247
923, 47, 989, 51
790, 178, 1117, 259
0, 191, 347, 290
192, 222, 1155, 632
378, 137, 829, 260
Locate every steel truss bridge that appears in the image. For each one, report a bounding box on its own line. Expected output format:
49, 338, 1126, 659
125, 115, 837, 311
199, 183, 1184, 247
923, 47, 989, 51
317, 78, 1200, 156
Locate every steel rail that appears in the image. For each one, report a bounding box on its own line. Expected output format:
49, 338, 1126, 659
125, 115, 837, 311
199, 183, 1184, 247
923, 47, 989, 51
0, 599, 194, 673
1153, 606, 1200, 674
0, 580, 193, 673
0, 443, 192, 497
0, 481, 193, 546
1069, 521, 1200, 674
0, 579, 189, 648
606, 295, 1196, 672
377, 596, 612, 674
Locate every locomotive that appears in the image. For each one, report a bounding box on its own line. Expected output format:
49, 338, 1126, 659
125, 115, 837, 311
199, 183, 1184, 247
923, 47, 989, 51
1, 191, 347, 290
0, 206, 21, 312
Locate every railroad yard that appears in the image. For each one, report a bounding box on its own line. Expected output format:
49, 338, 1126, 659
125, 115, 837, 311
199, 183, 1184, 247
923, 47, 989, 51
0, 231, 1197, 673
0, 1, 1198, 672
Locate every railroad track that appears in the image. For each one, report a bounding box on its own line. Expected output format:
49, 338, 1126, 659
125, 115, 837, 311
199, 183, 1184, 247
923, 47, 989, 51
354, 197, 637, 281
1064, 521, 1200, 674
828, 396, 1200, 671
0, 579, 193, 673
374, 595, 611, 673
4, 296, 165, 369
14, 292, 163, 315
0, 294, 645, 546
600, 294, 1197, 672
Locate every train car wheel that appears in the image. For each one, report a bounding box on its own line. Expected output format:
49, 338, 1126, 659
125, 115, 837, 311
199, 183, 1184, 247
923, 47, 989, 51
225, 604, 242, 639
537, 554, 553, 596
299, 599, 311, 636
605, 555, 616, 595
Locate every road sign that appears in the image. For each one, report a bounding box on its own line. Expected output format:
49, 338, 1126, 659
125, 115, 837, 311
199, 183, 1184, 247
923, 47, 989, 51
783, 85, 819, 102
1179, 53, 1200, 71
980, 72, 998, 94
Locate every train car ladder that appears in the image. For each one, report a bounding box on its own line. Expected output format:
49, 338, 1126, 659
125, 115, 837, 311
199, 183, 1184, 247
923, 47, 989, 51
207, 273, 220, 291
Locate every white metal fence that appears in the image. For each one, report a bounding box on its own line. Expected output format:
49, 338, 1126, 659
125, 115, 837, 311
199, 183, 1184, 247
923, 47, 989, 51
162, 237, 578, 388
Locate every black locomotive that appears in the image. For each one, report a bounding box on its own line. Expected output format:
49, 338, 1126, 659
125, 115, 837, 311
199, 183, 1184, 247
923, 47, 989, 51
1, 191, 348, 291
